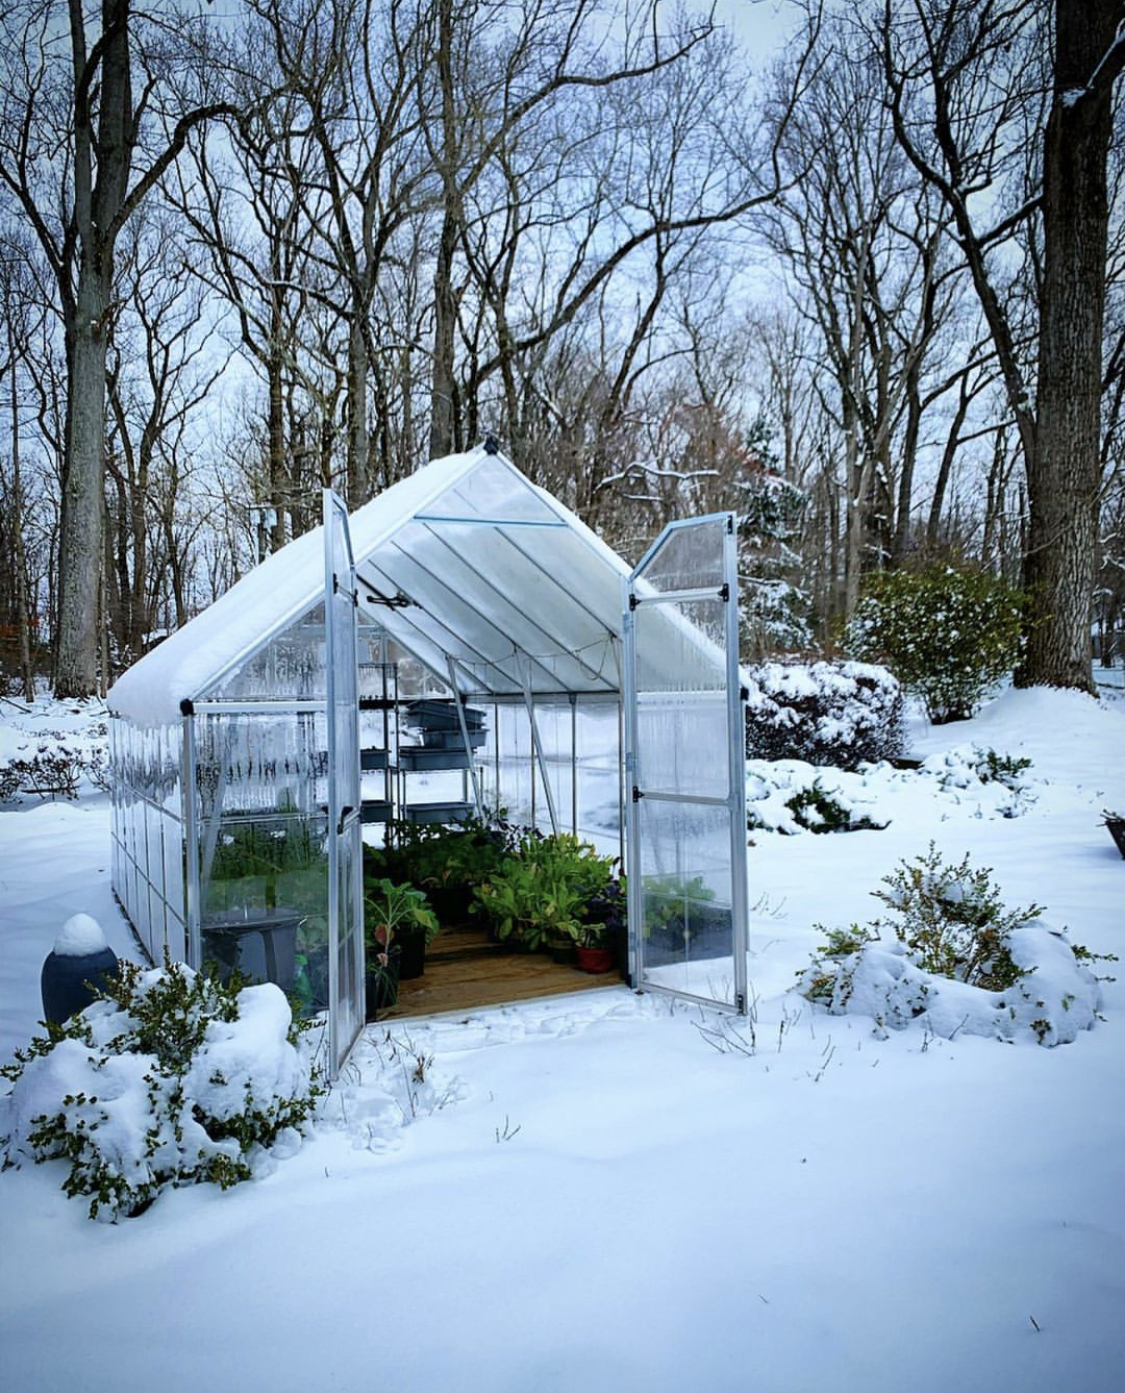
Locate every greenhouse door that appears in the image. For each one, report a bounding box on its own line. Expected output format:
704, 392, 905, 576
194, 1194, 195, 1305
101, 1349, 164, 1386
324, 489, 364, 1074
623, 513, 749, 1013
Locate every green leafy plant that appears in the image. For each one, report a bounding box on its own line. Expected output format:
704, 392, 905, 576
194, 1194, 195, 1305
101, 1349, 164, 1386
845, 565, 1028, 723
975, 748, 1033, 788
872, 843, 1039, 990
801, 924, 879, 1004
643, 872, 721, 949
785, 781, 888, 834
0, 959, 320, 1221
363, 814, 523, 922
364, 878, 439, 953
472, 833, 616, 951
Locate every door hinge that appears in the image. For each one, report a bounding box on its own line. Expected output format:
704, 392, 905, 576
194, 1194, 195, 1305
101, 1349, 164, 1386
736, 991, 746, 1013
719, 582, 730, 602
632, 785, 644, 802
628, 592, 638, 611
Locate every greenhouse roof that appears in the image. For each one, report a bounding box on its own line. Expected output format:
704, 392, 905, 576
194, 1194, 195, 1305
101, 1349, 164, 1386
108, 447, 637, 726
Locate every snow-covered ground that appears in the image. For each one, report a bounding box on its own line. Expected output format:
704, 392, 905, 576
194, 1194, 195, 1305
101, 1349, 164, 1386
1, 685, 1124, 1392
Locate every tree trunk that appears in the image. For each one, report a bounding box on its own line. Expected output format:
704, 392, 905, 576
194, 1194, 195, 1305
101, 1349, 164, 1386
55, 268, 109, 696
1016, 0, 1119, 692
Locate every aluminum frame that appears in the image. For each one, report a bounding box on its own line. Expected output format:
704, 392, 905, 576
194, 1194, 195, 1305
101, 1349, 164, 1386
623, 512, 749, 1015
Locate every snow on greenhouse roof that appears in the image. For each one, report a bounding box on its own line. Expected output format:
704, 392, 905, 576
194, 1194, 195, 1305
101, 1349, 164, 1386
107, 447, 639, 726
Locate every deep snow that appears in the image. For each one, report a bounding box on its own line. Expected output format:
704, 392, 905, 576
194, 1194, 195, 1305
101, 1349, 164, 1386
1, 683, 1124, 1392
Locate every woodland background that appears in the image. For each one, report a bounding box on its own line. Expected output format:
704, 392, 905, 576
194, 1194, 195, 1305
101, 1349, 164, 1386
1, 0, 1123, 696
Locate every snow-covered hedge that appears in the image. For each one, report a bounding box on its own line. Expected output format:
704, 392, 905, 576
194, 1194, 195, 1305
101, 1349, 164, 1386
0, 961, 320, 1221
844, 565, 1026, 723
745, 660, 904, 769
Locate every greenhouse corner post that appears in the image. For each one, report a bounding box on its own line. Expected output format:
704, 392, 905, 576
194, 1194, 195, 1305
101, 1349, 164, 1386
723, 514, 750, 1015
323, 488, 364, 1077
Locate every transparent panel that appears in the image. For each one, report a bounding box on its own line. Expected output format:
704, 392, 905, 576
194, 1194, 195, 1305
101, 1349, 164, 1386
109, 715, 186, 968
421, 455, 560, 523
636, 519, 727, 592
205, 602, 327, 703
625, 513, 746, 1012
636, 798, 736, 1006
194, 710, 330, 1008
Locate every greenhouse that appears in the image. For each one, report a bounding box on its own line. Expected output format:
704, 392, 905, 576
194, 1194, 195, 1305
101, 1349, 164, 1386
106, 444, 749, 1075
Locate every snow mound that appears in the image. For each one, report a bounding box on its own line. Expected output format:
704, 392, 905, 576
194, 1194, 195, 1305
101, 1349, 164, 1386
800, 923, 1102, 1047
53, 913, 108, 957
0, 968, 317, 1221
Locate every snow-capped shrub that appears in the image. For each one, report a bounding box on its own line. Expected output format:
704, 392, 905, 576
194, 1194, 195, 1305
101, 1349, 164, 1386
845, 565, 1026, 724
745, 659, 904, 769
925, 745, 1037, 818
799, 846, 1101, 1046
783, 779, 887, 833
872, 843, 1037, 988
0, 741, 109, 802
0, 961, 320, 1221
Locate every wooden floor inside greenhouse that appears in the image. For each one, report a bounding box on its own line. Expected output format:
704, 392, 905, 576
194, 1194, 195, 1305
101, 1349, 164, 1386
378, 925, 622, 1020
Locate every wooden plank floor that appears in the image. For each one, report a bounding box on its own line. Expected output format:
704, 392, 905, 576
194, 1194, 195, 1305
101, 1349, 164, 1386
377, 925, 621, 1020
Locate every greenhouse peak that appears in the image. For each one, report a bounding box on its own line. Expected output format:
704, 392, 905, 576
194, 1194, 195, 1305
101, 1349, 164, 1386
107, 446, 634, 727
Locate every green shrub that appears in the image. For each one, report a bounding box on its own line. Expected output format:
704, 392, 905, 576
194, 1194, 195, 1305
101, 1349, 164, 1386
745, 659, 904, 767
784, 780, 888, 833
0, 960, 320, 1221
845, 565, 1027, 723
872, 843, 1039, 990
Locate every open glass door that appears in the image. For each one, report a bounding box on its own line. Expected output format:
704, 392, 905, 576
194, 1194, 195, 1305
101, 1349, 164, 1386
623, 513, 749, 1012
324, 489, 364, 1074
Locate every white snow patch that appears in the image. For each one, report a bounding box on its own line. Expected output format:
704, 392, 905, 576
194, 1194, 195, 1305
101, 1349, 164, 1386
53, 913, 108, 957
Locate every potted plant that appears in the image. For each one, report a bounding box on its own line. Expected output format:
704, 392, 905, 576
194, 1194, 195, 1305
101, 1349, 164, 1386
573, 922, 615, 974
364, 878, 440, 980
1103, 809, 1125, 858
471, 832, 602, 952
365, 942, 401, 1020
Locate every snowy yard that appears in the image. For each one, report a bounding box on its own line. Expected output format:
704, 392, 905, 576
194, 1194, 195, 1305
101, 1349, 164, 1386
1, 685, 1124, 1392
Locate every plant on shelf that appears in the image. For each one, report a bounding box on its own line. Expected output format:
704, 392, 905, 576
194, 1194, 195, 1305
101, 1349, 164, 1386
363, 814, 522, 924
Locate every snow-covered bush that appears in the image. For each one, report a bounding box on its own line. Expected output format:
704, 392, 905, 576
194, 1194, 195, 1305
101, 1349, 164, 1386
925, 745, 1037, 818
800, 846, 1101, 1046
845, 565, 1026, 724
0, 961, 320, 1221
745, 659, 904, 769
0, 742, 109, 800
783, 779, 888, 834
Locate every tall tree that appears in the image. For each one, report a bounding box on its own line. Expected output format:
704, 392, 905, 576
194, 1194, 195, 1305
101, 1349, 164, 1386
879, 0, 1125, 692
0, 0, 235, 694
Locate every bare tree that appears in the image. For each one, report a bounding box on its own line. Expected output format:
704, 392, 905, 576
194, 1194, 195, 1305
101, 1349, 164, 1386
0, 0, 240, 694
878, 0, 1125, 692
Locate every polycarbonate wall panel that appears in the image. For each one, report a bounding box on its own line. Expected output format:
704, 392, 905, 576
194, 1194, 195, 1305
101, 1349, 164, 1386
205, 601, 327, 704
636, 519, 727, 592
636, 798, 736, 1007
193, 709, 330, 1015
109, 717, 185, 965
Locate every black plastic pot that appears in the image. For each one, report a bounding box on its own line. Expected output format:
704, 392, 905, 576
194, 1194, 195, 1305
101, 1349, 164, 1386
1106, 818, 1125, 859
397, 931, 426, 980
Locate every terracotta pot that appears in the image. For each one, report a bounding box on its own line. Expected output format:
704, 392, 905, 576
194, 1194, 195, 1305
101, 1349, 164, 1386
575, 945, 614, 974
